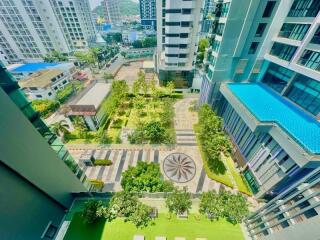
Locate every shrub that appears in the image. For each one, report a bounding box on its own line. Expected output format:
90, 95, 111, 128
32, 99, 59, 118
93, 159, 112, 166
89, 179, 105, 191
111, 119, 123, 128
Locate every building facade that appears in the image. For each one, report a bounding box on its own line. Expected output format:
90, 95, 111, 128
140, 0, 157, 30
155, 0, 204, 89
0, 62, 89, 239
0, 0, 96, 64
199, 0, 320, 239
103, 0, 121, 24
19, 69, 71, 100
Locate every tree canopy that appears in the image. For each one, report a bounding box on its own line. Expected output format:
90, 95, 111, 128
165, 189, 192, 215
121, 161, 174, 192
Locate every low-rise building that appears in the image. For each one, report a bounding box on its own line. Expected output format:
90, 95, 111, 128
18, 69, 71, 100
7, 62, 76, 81
68, 81, 111, 131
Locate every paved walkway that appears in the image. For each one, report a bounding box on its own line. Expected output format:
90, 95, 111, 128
174, 95, 198, 146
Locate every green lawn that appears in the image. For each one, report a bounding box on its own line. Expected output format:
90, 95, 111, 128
225, 157, 252, 196
64, 213, 244, 240
193, 124, 234, 188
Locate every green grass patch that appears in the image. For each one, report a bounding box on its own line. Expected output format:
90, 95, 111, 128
64, 213, 244, 240
194, 124, 234, 188
225, 157, 252, 196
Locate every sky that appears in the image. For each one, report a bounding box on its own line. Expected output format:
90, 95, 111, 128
88, 0, 139, 10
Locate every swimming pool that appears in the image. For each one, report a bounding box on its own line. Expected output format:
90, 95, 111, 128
227, 83, 320, 154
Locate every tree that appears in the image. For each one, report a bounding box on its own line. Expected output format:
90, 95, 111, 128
223, 193, 249, 224
197, 38, 209, 63
108, 191, 139, 217
43, 50, 68, 62
144, 121, 167, 144
142, 37, 157, 48
128, 202, 153, 228
50, 120, 70, 141
166, 189, 192, 215
166, 81, 175, 96
199, 190, 223, 220
132, 40, 143, 48
121, 161, 174, 192
81, 200, 104, 224
32, 99, 59, 118
133, 80, 140, 95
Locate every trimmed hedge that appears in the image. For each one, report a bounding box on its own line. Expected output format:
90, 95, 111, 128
94, 159, 113, 166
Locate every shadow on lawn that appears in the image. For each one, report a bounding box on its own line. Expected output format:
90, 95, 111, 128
63, 213, 105, 240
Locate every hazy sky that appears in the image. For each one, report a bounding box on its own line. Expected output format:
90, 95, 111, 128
88, 0, 139, 10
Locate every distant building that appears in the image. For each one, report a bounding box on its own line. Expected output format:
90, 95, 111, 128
18, 69, 71, 100
140, 0, 157, 30
126, 48, 155, 59
103, 0, 121, 24
122, 30, 146, 43
68, 81, 111, 131
155, 0, 204, 90
0, 0, 96, 63
7, 62, 76, 81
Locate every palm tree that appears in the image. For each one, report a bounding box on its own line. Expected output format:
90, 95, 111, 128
50, 120, 70, 142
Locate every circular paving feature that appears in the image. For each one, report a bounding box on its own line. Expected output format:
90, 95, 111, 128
163, 153, 196, 183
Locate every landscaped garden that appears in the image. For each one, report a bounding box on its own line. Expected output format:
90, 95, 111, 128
65, 71, 181, 144
63, 160, 249, 240
194, 104, 252, 196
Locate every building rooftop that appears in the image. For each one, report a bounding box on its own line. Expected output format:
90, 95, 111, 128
143, 60, 155, 69
9, 62, 60, 72
72, 82, 111, 109
227, 83, 320, 154
18, 69, 63, 88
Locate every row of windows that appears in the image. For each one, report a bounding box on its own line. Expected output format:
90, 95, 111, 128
288, 0, 320, 17
279, 23, 310, 41
270, 42, 297, 61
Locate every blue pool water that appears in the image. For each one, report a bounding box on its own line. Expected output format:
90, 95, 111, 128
11, 62, 59, 72
227, 83, 320, 154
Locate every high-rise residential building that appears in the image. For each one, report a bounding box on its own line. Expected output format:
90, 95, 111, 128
139, 0, 157, 30
200, 0, 320, 238
244, 166, 320, 240
0, 0, 96, 64
155, 0, 204, 89
0, 62, 90, 239
201, 0, 214, 34
103, 0, 121, 24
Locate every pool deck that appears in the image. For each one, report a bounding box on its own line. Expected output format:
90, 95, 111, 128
226, 83, 320, 154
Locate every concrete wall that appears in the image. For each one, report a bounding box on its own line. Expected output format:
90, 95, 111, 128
0, 87, 86, 207
0, 163, 65, 240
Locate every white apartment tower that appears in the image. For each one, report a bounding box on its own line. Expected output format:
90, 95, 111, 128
0, 0, 96, 64
103, 0, 121, 24
155, 0, 203, 89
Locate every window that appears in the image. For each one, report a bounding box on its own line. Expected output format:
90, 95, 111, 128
182, 9, 191, 14
165, 54, 178, 57
181, 21, 190, 27
166, 33, 179, 37
288, 0, 320, 17
48, 92, 52, 96
180, 33, 188, 38
220, 2, 230, 17
180, 44, 187, 49
36, 94, 42, 98
262, 1, 276, 18
248, 42, 259, 54
270, 42, 297, 61
179, 54, 187, 58
255, 23, 267, 37
165, 22, 180, 26
262, 62, 294, 93
304, 209, 318, 219
165, 9, 180, 14
62, 80, 67, 84
214, 23, 225, 36
42, 223, 57, 239
279, 23, 310, 40
311, 26, 320, 45
298, 50, 320, 71
285, 74, 320, 116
